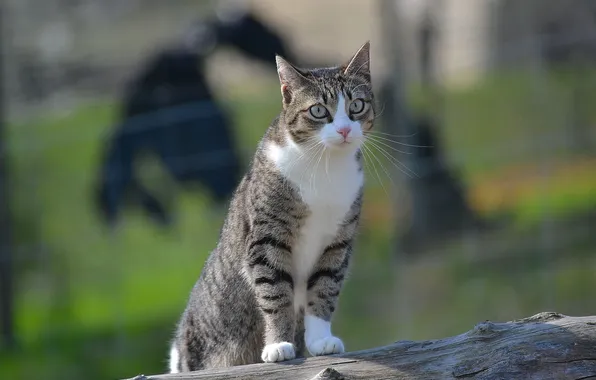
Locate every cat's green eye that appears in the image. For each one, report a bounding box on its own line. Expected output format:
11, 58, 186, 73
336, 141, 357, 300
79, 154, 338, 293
349, 99, 366, 114
309, 104, 329, 119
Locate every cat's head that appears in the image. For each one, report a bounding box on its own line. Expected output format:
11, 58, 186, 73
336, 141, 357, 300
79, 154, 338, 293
275, 42, 374, 152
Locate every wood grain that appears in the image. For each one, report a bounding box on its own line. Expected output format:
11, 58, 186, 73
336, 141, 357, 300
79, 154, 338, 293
124, 312, 596, 380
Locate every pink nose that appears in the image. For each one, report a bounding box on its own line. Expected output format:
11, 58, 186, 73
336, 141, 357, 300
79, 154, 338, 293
337, 126, 352, 140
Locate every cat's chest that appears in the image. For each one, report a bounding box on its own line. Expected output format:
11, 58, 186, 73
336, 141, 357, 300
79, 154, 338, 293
267, 142, 363, 274
289, 154, 363, 278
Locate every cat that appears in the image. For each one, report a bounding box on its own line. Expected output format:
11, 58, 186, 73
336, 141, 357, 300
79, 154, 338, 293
168, 41, 374, 372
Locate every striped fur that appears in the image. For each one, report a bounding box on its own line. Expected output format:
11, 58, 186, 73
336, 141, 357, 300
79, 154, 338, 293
169, 42, 374, 371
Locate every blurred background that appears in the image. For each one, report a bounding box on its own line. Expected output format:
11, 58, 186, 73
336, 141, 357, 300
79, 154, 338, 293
1, 0, 596, 378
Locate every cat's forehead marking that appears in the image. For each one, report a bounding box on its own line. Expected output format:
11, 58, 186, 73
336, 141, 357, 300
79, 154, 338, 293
306, 67, 368, 104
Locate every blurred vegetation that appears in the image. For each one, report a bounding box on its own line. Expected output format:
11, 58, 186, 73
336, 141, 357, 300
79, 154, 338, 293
1, 68, 596, 379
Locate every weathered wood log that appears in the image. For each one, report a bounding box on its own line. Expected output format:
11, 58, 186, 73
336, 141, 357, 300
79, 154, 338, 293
126, 312, 596, 380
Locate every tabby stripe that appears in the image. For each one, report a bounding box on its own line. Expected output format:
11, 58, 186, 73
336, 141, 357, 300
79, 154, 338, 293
307, 252, 350, 290
318, 289, 340, 299
287, 112, 300, 126
255, 277, 278, 286
261, 301, 292, 315
253, 209, 290, 227
248, 235, 291, 254
289, 129, 309, 143
249, 255, 293, 288
323, 239, 351, 255
307, 269, 341, 290
255, 270, 294, 289
248, 254, 271, 268
261, 294, 286, 301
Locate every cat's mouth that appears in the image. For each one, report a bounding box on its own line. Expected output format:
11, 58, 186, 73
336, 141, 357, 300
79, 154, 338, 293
324, 138, 361, 150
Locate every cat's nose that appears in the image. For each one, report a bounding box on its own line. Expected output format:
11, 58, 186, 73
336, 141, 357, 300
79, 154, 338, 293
336, 126, 352, 140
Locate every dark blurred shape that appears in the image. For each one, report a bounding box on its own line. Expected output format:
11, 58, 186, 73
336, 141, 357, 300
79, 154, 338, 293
380, 3, 488, 255
95, 7, 293, 228
398, 116, 488, 253
212, 3, 295, 64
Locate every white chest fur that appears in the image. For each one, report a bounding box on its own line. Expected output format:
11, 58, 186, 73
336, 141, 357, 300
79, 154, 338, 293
267, 140, 363, 312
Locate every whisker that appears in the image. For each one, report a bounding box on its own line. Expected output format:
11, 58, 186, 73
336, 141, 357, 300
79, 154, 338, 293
361, 145, 391, 196
363, 144, 395, 185
285, 138, 321, 191
372, 101, 387, 119
367, 133, 433, 148
292, 139, 323, 194
312, 144, 326, 196
369, 146, 395, 184
303, 142, 324, 195
369, 130, 420, 139
365, 140, 419, 179
365, 135, 413, 155
324, 149, 330, 184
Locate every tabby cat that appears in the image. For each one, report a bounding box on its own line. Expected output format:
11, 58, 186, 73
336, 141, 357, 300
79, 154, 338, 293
169, 41, 374, 372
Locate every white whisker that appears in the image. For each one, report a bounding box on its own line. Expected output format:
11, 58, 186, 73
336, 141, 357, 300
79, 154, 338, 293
367, 132, 432, 148
365, 135, 413, 155
361, 145, 390, 196
365, 139, 419, 179
372, 101, 387, 119
324, 149, 330, 184
364, 144, 395, 185
295, 140, 324, 195
285, 138, 321, 194
312, 144, 326, 196
369, 130, 420, 139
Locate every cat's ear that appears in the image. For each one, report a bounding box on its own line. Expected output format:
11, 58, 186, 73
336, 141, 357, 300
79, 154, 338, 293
343, 41, 371, 78
276, 55, 309, 105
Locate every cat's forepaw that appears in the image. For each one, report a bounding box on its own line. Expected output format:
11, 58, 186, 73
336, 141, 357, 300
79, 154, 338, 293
307, 336, 345, 356
261, 342, 296, 363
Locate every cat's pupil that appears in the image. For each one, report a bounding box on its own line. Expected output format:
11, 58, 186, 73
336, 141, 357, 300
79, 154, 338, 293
310, 105, 327, 119
350, 99, 364, 114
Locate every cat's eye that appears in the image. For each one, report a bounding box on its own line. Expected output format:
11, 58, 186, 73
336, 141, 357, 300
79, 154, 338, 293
309, 104, 329, 119
349, 99, 366, 114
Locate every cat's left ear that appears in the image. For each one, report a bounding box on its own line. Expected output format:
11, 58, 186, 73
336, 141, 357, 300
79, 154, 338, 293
276, 55, 309, 105
343, 41, 371, 78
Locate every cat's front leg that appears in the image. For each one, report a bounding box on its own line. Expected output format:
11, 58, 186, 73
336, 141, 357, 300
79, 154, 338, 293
246, 235, 296, 363
304, 241, 351, 356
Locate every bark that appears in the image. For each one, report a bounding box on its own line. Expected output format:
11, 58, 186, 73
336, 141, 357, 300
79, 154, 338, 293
125, 312, 596, 380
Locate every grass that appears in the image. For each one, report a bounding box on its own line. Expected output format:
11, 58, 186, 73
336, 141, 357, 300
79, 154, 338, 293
1, 68, 596, 379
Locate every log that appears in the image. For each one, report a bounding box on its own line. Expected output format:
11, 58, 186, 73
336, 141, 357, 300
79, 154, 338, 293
126, 312, 596, 380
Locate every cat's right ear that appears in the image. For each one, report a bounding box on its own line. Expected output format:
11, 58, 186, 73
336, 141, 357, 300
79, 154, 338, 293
276, 55, 309, 105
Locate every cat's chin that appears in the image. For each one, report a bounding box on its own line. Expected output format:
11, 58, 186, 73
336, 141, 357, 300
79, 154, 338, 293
322, 140, 362, 153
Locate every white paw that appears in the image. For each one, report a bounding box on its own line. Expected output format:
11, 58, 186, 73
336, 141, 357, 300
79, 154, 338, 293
261, 342, 296, 363
307, 336, 345, 356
